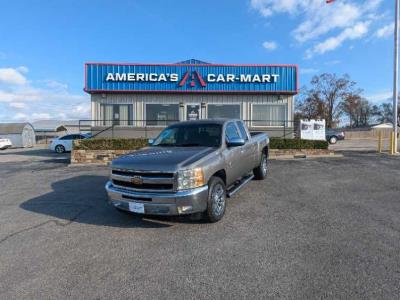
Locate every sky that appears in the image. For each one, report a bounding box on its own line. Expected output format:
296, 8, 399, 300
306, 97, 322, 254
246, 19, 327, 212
0, 0, 396, 122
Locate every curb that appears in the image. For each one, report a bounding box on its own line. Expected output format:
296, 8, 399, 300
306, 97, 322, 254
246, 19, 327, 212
270, 153, 343, 160
68, 163, 109, 167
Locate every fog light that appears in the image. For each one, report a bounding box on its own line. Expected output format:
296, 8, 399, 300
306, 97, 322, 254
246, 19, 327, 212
177, 206, 193, 214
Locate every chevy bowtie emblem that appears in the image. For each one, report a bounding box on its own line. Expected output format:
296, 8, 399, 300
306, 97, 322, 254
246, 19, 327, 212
179, 71, 207, 87
131, 176, 143, 185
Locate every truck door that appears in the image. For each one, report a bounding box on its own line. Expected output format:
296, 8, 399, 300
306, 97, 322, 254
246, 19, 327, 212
224, 122, 246, 185
236, 121, 256, 171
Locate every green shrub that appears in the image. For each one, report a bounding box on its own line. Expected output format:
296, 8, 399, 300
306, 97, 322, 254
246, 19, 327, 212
269, 138, 328, 149
74, 138, 148, 150
73, 137, 328, 151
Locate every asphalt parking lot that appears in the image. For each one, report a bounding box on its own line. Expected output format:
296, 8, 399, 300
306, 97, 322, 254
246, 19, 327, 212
0, 149, 399, 299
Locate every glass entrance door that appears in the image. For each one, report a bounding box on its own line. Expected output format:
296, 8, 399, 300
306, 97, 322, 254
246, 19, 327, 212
186, 104, 200, 120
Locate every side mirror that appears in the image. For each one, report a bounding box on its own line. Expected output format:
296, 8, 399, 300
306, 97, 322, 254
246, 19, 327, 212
226, 138, 245, 147
148, 139, 154, 145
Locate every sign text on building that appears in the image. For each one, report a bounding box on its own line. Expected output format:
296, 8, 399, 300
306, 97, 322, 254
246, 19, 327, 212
85, 63, 297, 93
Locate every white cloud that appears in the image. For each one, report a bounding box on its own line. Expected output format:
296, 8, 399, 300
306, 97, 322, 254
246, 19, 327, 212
251, 0, 384, 57
40, 79, 68, 90
324, 60, 341, 65
32, 113, 52, 120
375, 22, 394, 39
299, 68, 319, 75
16, 66, 29, 74
0, 66, 90, 122
13, 113, 28, 120
0, 67, 28, 85
262, 41, 277, 51
366, 90, 392, 103
293, 2, 362, 43
306, 22, 369, 58
9, 102, 26, 109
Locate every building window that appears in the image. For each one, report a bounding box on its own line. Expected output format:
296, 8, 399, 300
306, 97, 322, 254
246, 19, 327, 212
251, 104, 287, 127
208, 104, 241, 119
100, 104, 133, 126
146, 104, 179, 126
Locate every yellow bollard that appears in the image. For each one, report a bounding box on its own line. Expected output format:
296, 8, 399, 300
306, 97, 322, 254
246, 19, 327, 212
378, 131, 382, 153
390, 131, 395, 155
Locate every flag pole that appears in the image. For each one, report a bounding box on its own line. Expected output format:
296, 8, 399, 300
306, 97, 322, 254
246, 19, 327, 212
393, 0, 399, 153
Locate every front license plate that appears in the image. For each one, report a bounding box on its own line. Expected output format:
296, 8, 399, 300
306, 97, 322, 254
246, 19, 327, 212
128, 202, 145, 214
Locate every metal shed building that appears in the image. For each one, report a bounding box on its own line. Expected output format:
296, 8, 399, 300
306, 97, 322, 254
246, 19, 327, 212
32, 120, 81, 144
0, 123, 35, 148
84, 59, 298, 138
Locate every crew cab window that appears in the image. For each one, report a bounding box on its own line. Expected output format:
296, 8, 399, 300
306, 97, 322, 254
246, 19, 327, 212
225, 122, 241, 142
236, 121, 248, 141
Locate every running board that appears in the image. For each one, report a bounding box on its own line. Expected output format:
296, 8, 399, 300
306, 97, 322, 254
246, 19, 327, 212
227, 174, 254, 198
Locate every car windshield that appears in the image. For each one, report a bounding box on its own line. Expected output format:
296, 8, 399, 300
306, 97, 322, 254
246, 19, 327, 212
152, 124, 222, 147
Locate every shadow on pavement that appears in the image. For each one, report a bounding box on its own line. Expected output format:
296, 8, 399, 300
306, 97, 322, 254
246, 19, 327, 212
0, 148, 70, 164
0, 148, 56, 156
19, 175, 186, 228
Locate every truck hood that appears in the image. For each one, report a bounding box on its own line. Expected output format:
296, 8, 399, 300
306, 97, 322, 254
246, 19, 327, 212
111, 146, 216, 172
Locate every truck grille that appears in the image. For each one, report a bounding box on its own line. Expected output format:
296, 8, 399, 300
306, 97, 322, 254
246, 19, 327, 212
111, 169, 176, 193
112, 170, 174, 178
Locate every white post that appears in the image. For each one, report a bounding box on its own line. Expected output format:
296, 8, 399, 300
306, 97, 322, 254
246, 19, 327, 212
393, 0, 399, 153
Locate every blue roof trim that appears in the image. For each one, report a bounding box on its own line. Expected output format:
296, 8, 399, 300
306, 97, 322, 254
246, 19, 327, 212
176, 59, 210, 65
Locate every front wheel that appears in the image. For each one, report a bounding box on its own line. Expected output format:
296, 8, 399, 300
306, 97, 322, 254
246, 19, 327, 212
55, 145, 65, 153
253, 153, 268, 180
205, 177, 226, 223
329, 136, 338, 144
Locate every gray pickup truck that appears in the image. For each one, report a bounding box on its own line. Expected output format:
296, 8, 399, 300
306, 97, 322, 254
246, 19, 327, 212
105, 119, 269, 222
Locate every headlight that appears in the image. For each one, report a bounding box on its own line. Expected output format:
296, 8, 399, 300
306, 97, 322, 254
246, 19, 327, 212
177, 168, 205, 190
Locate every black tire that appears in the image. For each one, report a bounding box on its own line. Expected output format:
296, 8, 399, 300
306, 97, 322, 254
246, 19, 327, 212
205, 176, 226, 223
253, 152, 268, 180
329, 136, 338, 144
55, 145, 65, 153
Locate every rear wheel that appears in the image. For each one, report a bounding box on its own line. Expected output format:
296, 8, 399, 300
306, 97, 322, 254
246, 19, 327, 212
329, 136, 338, 144
205, 176, 226, 223
253, 153, 268, 180
55, 145, 65, 153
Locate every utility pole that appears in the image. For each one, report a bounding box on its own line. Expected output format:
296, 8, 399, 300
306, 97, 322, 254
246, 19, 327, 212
393, 0, 399, 153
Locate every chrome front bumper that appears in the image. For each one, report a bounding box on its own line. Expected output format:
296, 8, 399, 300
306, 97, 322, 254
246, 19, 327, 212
105, 181, 209, 215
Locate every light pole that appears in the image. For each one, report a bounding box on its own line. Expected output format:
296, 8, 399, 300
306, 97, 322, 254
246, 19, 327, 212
393, 0, 399, 153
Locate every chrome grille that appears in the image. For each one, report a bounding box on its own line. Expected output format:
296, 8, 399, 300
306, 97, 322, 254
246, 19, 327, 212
111, 169, 176, 193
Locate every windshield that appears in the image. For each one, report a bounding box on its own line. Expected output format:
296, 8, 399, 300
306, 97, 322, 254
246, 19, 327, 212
152, 124, 222, 147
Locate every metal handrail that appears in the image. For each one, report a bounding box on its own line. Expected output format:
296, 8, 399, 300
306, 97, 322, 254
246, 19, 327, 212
78, 119, 299, 139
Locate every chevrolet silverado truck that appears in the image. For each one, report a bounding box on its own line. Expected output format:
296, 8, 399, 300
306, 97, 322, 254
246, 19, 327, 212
105, 119, 269, 222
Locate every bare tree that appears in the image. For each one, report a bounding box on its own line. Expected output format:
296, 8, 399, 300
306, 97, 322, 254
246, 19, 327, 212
295, 87, 324, 120
342, 95, 372, 127
297, 73, 361, 128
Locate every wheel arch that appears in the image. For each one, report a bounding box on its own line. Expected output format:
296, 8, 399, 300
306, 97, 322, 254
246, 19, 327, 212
262, 145, 269, 157
210, 169, 227, 186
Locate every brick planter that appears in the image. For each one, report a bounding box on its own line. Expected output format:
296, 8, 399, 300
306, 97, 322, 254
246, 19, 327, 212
71, 149, 132, 164
269, 148, 334, 158
71, 148, 335, 165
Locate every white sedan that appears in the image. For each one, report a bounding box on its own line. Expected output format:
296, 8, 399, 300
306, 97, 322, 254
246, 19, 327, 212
0, 138, 12, 150
49, 134, 90, 153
